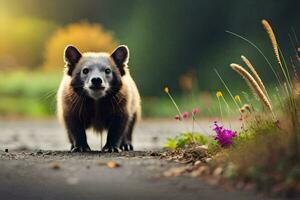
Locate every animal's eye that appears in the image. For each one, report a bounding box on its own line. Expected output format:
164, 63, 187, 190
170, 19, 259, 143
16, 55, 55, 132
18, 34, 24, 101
82, 68, 89, 74
105, 68, 111, 74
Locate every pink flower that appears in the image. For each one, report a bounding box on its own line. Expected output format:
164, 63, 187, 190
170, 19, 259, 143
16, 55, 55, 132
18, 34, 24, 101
174, 115, 181, 121
192, 108, 200, 115
182, 112, 189, 119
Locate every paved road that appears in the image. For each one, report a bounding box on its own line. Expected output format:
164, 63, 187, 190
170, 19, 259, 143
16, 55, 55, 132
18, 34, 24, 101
0, 120, 277, 200
0, 119, 239, 151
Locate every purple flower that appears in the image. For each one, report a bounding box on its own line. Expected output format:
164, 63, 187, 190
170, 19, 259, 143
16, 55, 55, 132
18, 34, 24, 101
213, 121, 236, 147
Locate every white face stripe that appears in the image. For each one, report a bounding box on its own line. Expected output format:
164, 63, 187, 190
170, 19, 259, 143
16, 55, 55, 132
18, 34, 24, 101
78, 53, 114, 100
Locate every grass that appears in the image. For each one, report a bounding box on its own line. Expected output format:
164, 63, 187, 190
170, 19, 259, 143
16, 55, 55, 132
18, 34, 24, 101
161, 19, 300, 197
142, 95, 238, 118
0, 71, 60, 118
0, 68, 284, 119
0, 70, 254, 118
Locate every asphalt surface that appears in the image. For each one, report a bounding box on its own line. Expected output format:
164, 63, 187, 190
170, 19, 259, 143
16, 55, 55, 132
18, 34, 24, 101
0, 120, 278, 200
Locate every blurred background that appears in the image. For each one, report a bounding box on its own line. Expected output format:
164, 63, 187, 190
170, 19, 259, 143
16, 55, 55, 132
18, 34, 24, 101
0, 0, 299, 119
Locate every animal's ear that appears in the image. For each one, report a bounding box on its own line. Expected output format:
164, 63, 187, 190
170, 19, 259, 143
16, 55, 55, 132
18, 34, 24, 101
111, 45, 129, 67
64, 45, 82, 76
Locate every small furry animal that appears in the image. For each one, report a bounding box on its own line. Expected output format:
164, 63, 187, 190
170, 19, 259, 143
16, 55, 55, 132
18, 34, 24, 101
57, 45, 141, 152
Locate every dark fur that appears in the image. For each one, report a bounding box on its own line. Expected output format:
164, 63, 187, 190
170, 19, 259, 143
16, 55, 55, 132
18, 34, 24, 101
59, 46, 138, 152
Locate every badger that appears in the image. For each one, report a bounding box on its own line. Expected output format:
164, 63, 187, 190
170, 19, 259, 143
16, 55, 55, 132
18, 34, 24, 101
57, 45, 141, 152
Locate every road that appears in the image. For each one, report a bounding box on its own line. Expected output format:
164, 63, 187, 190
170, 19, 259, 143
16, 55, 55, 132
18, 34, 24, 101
0, 120, 277, 200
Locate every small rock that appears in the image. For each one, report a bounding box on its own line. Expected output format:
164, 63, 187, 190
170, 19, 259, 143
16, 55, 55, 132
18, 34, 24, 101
163, 167, 188, 177
194, 160, 202, 166
213, 167, 223, 177
197, 166, 210, 175
190, 170, 202, 177
5, 149, 8, 153
51, 163, 61, 170
107, 161, 121, 168
36, 150, 43, 155
199, 145, 208, 150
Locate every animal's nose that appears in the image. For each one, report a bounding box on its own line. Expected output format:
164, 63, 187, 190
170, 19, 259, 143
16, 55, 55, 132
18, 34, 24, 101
91, 77, 102, 87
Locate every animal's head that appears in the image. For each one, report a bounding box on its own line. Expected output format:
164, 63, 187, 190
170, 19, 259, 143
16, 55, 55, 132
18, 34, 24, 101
64, 45, 129, 100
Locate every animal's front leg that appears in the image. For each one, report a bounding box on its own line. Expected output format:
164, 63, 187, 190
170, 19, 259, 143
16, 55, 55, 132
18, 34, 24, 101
102, 115, 128, 153
65, 117, 91, 152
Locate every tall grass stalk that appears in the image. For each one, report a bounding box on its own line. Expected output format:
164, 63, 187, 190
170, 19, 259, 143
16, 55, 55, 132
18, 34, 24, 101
217, 95, 223, 121
261, 19, 294, 102
225, 30, 287, 96
164, 87, 182, 117
230, 63, 275, 119
241, 55, 270, 101
261, 20, 298, 157
221, 95, 232, 127
214, 69, 241, 112
279, 48, 293, 94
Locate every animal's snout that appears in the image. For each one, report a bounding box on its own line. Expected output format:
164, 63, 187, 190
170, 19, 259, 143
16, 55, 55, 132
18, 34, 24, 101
90, 77, 104, 90
91, 77, 102, 86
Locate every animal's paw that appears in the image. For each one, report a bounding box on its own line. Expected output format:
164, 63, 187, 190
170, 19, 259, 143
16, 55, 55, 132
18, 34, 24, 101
120, 142, 134, 151
102, 144, 122, 153
71, 144, 91, 152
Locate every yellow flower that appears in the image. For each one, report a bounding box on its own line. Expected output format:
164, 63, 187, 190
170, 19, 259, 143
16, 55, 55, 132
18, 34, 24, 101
216, 91, 223, 98
164, 87, 169, 93
235, 95, 241, 102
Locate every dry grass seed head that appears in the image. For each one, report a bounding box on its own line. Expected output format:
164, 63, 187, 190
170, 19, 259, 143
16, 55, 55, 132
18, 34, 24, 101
230, 63, 273, 113
261, 19, 281, 66
241, 55, 268, 96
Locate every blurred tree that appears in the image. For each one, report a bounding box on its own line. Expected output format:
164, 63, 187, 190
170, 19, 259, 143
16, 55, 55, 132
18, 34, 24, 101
0, 16, 57, 69
43, 22, 118, 70
1, 0, 299, 95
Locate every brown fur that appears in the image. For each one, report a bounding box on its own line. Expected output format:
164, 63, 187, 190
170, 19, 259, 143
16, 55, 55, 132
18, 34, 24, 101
57, 46, 141, 152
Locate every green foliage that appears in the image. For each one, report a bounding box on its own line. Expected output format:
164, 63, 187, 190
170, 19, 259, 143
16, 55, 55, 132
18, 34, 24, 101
0, 71, 60, 97
233, 119, 278, 147
207, 140, 222, 155
0, 72, 245, 118
0, 71, 60, 118
164, 132, 209, 149
142, 93, 241, 118
164, 138, 178, 149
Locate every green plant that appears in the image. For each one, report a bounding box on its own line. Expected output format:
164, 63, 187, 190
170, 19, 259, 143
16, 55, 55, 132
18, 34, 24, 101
164, 132, 208, 149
